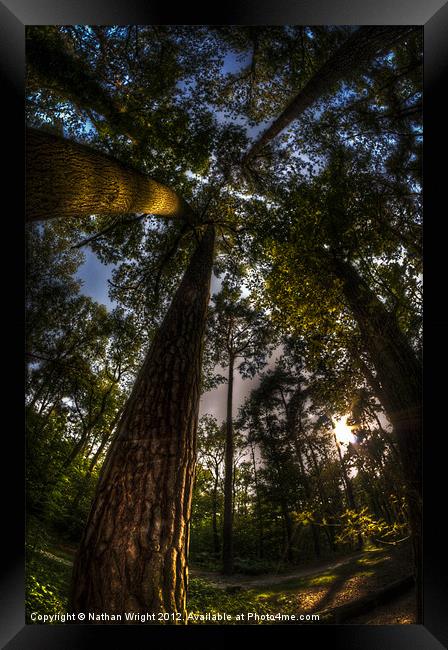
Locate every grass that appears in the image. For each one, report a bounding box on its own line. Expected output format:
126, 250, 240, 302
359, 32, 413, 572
26, 549, 72, 622
25, 540, 414, 625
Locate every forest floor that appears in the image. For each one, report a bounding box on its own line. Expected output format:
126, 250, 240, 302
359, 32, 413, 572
27, 540, 415, 625
189, 544, 416, 623
190, 549, 369, 588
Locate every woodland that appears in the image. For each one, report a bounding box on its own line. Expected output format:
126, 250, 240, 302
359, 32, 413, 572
25, 25, 422, 625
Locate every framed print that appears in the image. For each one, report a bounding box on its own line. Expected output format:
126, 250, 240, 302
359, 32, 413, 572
1, 0, 447, 648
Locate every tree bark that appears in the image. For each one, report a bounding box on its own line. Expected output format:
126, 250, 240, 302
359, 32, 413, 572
244, 26, 418, 161
222, 355, 235, 574
249, 439, 264, 559
70, 225, 215, 622
211, 469, 221, 558
26, 128, 194, 222
331, 254, 422, 621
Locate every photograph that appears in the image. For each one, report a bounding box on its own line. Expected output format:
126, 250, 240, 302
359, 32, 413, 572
0, 0, 443, 643
23, 23, 425, 630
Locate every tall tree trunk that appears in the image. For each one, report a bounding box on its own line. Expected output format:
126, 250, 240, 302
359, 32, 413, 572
63, 428, 90, 469
88, 426, 117, 475
296, 448, 321, 558
244, 26, 418, 161
26, 128, 194, 222
70, 225, 215, 622
333, 431, 363, 550
285, 387, 321, 557
280, 498, 294, 564
333, 432, 355, 510
331, 253, 422, 621
222, 355, 235, 574
249, 439, 264, 559
211, 470, 220, 558
306, 441, 337, 552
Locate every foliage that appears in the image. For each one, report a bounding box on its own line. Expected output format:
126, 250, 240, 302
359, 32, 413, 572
26, 24, 421, 617
187, 578, 285, 623
334, 508, 408, 546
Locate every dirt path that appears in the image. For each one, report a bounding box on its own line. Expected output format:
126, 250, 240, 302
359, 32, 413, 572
190, 550, 366, 590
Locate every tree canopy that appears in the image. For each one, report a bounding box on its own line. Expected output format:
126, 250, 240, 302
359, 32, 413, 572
26, 24, 422, 625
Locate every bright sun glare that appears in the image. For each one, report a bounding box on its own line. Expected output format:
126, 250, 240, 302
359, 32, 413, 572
333, 416, 356, 445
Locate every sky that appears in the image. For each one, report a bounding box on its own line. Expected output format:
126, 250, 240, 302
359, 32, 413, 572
68, 28, 401, 439
75, 249, 117, 311
71, 43, 272, 425
75, 251, 276, 425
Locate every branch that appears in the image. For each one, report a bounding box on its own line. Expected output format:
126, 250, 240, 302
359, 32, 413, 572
243, 26, 418, 162
71, 214, 147, 249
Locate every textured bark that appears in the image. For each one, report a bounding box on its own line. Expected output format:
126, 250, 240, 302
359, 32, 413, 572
26, 128, 194, 222
331, 254, 422, 621
222, 356, 235, 574
244, 26, 418, 161
70, 226, 215, 622
27, 28, 141, 144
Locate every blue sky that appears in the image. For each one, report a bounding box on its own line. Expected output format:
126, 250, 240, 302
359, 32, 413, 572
74, 44, 257, 313
75, 249, 116, 310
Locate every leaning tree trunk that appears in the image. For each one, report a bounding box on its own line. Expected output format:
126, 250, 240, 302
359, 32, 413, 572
70, 225, 215, 622
244, 26, 418, 161
26, 128, 194, 222
331, 253, 422, 621
222, 355, 235, 574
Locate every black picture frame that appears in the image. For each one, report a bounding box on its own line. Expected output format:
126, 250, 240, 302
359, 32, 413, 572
1, 1, 447, 647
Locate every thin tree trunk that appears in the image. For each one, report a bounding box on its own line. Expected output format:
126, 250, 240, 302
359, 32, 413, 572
296, 448, 321, 558
222, 355, 235, 574
249, 439, 264, 559
368, 406, 401, 462
280, 498, 294, 564
285, 386, 321, 558
70, 225, 215, 622
63, 428, 90, 469
306, 441, 337, 552
333, 432, 355, 510
244, 26, 418, 161
26, 128, 194, 222
211, 469, 220, 558
331, 253, 422, 621
88, 411, 122, 475
333, 431, 363, 550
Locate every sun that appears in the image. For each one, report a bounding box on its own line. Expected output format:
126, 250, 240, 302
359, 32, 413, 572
333, 416, 356, 445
